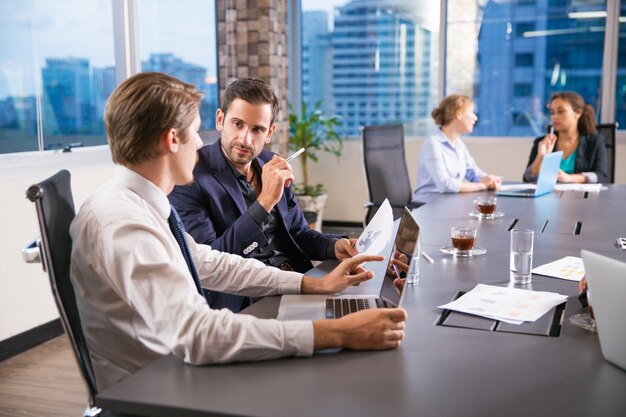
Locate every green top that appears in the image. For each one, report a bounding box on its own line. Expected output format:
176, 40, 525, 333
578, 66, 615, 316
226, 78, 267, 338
560, 150, 577, 174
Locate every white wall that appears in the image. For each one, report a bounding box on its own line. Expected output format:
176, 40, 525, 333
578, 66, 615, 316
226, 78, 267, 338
305, 137, 626, 222
1, 138, 624, 342
0, 147, 114, 341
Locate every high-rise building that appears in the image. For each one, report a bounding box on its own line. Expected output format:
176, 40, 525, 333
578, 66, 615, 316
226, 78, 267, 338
474, 0, 608, 136
0, 95, 38, 153
93, 66, 117, 133
330, 0, 436, 136
142, 53, 206, 87
42, 58, 96, 135
302, 11, 332, 114
143, 53, 216, 129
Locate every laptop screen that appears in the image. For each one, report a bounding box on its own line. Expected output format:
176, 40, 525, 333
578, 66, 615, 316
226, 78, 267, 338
535, 151, 563, 194
379, 208, 419, 306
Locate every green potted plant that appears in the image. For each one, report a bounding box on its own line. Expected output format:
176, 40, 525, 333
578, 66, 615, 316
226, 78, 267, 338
288, 100, 344, 230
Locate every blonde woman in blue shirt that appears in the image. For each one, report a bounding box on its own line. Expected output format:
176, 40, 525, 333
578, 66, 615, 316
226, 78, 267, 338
412, 95, 502, 201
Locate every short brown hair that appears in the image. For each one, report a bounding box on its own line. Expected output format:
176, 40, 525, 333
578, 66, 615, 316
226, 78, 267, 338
549, 91, 597, 135
220, 78, 279, 125
105, 72, 203, 166
431, 94, 473, 127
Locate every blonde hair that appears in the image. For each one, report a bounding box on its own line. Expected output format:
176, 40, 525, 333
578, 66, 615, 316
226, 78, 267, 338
431, 95, 473, 127
105, 72, 203, 166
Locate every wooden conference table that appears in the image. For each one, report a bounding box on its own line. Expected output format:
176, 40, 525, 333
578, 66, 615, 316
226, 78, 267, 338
97, 187, 626, 417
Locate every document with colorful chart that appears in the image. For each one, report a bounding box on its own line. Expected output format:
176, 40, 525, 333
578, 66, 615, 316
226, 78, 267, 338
355, 198, 393, 256
438, 284, 568, 325
531, 256, 585, 282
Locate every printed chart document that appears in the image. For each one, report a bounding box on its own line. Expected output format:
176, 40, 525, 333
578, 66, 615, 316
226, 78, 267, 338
438, 284, 568, 325
355, 198, 393, 256
532, 256, 585, 282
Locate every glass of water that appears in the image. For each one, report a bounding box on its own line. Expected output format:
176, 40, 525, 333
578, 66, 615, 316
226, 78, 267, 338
406, 236, 421, 285
510, 229, 534, 285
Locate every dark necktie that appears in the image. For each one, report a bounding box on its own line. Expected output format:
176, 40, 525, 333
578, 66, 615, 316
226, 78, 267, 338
168, 206, 206, 302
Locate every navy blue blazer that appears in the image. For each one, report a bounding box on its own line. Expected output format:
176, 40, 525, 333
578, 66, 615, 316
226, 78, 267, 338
523, 133, 608, 183
169, 140, 340, 311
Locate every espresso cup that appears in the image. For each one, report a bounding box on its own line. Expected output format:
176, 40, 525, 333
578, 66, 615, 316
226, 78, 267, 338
474, 196, 497, 217
451, 226, 477, 256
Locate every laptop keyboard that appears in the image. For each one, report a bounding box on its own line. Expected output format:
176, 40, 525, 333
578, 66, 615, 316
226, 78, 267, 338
325, 297, 384, 319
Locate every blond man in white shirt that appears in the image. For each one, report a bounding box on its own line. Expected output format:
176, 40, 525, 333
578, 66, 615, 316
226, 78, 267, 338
70, 72, 407, 391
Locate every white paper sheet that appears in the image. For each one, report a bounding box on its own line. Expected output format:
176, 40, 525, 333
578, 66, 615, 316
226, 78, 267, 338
531, 256, 585, 281
553, 183, 603, 192
438, 284, 568, 324
355, 199, 393, 256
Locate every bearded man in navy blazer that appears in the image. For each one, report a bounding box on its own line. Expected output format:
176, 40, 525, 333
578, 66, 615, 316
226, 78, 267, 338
169, 79, 357, 312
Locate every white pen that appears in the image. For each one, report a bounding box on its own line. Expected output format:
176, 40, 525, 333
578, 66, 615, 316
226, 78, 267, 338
392, 264, 402, 278
549, 126, 554, 135
286, 147, 305, 162
422, 251, 434, 264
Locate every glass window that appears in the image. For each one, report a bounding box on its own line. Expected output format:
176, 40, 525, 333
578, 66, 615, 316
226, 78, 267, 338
516, 22, 535, 37
447, 0, 607, 137
514, 83, 533, 97
515, 53, 534, 67
0, 0, 115, 154
301, 1, 439, 137
616, 3, 626, 129
139, 0, 218, 131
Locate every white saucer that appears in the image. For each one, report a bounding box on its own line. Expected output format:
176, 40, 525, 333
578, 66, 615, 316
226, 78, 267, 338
440, 245, 487, 257
469, 211, 505, 219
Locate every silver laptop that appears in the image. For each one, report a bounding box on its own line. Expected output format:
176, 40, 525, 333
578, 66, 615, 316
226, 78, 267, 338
581, 250, 626, 371
496, 151, 563, 198
277, 208, 419, 321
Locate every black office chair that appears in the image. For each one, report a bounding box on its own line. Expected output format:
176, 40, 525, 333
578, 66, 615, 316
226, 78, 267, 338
26, 170, 130, 417
361, 124, 424, 225
596, 123, 618, 184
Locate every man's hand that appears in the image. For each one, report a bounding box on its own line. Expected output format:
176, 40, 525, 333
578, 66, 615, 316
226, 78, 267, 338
389, 253, 409, 276
313, 308, 407, 350
257, 156, 295, 212
334, 238, 358, 260
301, 254, 384, 294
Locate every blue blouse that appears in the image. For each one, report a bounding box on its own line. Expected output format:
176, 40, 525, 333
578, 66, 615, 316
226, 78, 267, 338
412, 129, 486, 200
560, 150, 577, 174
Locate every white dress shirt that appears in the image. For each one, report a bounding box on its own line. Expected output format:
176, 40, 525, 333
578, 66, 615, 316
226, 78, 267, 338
412, 129, 486, 199
70, 166, 314, 390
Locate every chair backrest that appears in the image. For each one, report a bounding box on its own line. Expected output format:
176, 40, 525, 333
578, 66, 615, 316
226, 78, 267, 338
596, 123, 618, 183
362, 124, 412, 223
26, 170, 99, 408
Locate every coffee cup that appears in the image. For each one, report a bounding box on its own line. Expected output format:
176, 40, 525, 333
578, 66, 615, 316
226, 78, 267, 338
451, 226, 477, 256
474, 196, 497, 218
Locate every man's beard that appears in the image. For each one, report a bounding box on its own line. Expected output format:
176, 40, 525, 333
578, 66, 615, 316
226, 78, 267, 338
224, 141, 255, 165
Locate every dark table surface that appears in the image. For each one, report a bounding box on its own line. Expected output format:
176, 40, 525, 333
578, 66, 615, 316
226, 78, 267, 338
97, 187, 626, 417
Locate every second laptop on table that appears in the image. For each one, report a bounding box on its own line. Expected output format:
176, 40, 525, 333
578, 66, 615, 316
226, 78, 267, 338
496, 150, 563, 198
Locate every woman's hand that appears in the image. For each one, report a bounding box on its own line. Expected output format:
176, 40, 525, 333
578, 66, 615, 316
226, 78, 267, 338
480, 175, 502, 191
537, 133, 557, 157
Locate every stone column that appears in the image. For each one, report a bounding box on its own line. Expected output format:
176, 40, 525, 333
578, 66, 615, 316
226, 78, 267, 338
217, 0, 289, 155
